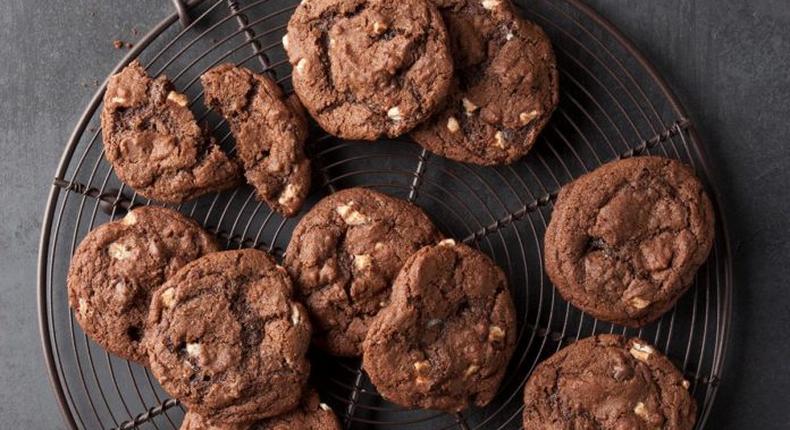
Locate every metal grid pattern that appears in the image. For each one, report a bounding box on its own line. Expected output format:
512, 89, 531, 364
38, 0, 732, 429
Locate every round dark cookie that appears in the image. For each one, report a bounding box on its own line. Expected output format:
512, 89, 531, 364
411, 0, 558, 165
284, 188, 442, 356
101, 60, 242, 203
284, 0, 454, 140
363, 240, 517, 412
180, 388, 341, 430
544, 156, 715, 327
67, 206, 220, 363
145, 249, 312, 424
523, 334, 696, 429
202, 64, 311, 217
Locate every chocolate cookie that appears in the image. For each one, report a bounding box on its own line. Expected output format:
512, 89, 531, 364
202, 64, 311, 217
411, 0, 558, 165
145, 249, 312, 424
544, 156, 715, 327
523, 334, 696, 429
101, 60, 241, 203
67, 206, 220, 363
363, 239, 517, 412
284, 0, 454, 140
180, 389, 341, 430
284, 188, 442, 356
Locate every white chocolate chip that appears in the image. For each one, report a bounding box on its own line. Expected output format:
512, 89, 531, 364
108, 241, 133, 260
481, 0, 500, 10
166, 91, 188, 107
353, 254, 372, 271
462, 97, 478, 114
629, 342, 655, 363
447, 116, 460, 133
494, 131, 507, 149
160, 288, 177, 309
519, 110, 539, 125
110, 96, 127, 105
372, 21, 387, 35
278, 183, 300, 206
464, 364, 480, 378
438, 238, 456, 246
633, 401, 649, 420
296, 58, 307, 74
426, 318, 442, 328
291, 304, 302, 326
413, 360, 431, 374
682, 380, 691, 389
281, 34, 289, 50
185, 342, 201, 358
121, 211, 137, 225
336, 202, 368, 225
505, 32, 514, 41
488, 325, 506, 342
319, 403, 332, 411
387, 106, 402, 122
629, 296, 650, 309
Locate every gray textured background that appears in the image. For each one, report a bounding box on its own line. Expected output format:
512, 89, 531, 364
1, 0, 788, 428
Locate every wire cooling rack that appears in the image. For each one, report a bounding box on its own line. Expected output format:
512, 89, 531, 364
38, 0, 733, 429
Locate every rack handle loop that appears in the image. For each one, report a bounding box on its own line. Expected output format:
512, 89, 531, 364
170, 0, 192, 29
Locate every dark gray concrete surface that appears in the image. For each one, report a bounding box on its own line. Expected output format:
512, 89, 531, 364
0, 0, 787, 428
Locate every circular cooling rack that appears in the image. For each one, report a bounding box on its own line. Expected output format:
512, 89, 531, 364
38, 0, 733, 429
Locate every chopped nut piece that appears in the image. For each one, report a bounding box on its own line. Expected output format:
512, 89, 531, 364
296, 58, 307, 74
166, 91, 188, 107
519, 110, 539, 125
682, 380, 691, 389
438, 238, 456, 246
505, 32, 514, 41
110, 96, 127, 105
281, 34, 289, 50
481, 0, 500, 10
633, 401, 649, 420
629, 296, 650, 309
108, 242, 133, 260
121, 211, 137, 225
494, 131, 507, 149
374, 242, 385, 251
426, 318, 442, 328
185, 342, 201, 358
353, 254, 372, 271
464, 364, 480, 378
336, 202, 369, 225
291, 304, 302, 326
413, 360, 431, 375
160, 288, 177, 309
629, 342, 655, 362
387, 106, 402, 121
488, 325, 506, 342
415, 376, 430, 386
372, 21, 388, 35
447, 116, 460, 133
462, 97, 478, 114
78, 298, 89, 316
319, 403, 332, 411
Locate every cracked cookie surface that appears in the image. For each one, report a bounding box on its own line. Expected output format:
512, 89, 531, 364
411, 0, 558, 165
145, 249, 311, 424
284, 188, 442, 357
101, 60, 241, 203
523, 334, 696, 429
67, 206, 220, 363
362, 240, 517, 412
180, 388, 341, 430
285, 0, 453, 140
202, 64, 311, 217
545, 156, 715, 327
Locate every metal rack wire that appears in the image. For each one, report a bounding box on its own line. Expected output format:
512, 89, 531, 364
38, 0, 732, 429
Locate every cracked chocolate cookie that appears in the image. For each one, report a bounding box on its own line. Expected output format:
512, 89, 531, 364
284, 0, 454, 140
67, 206, 220, 363
180, 388, 341, 430
544, 156, 715, 327
101, 60, 241, 203
284, 188, 442, 357
202, 64, 311, 217
362, 240, 517, 412
145, 249, 312, 424
411, 0, 558, 165
523, 334, 696, 429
